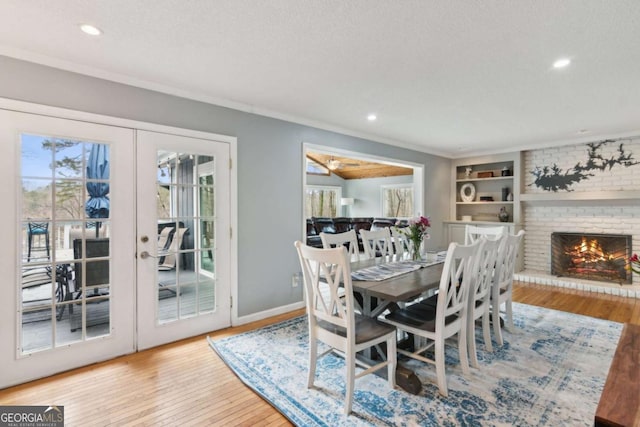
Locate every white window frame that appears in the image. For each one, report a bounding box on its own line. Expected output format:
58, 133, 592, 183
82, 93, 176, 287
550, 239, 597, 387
381, 184, 414, 218
305, 185, 342, 218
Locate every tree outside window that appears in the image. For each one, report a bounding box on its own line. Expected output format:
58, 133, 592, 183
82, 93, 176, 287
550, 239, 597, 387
305, 186, 341, 218
382, 185, 413, 218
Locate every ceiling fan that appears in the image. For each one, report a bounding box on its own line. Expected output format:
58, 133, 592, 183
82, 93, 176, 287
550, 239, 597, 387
326, 156, 359, 170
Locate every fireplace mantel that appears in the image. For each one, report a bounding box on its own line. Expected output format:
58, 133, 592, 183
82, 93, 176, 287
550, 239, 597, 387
521, 190, 640, 206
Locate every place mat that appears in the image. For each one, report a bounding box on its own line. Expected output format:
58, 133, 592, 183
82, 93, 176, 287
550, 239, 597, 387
351, 259, 442, 281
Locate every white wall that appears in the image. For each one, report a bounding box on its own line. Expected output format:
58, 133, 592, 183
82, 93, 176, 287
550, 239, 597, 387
345, 175, 414, 217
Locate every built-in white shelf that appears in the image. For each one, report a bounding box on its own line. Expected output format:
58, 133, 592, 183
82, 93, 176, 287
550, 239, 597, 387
456, 176, 512, 183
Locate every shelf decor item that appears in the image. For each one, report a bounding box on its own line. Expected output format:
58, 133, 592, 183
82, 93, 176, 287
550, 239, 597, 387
477, 171, 493, 178
465, 166, 472, 178
498, 207, 510, 222
460, 183, 476, 202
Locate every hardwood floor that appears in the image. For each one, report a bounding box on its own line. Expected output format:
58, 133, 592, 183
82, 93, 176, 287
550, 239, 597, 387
512, 282, 640, 325
1, 282, 639, 426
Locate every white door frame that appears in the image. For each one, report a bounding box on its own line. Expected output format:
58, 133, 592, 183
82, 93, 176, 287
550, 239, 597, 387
0, 97, 238, 386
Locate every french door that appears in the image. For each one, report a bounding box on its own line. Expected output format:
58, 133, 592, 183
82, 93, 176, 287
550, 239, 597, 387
0, 107, 233, 387
0, 109, 136, 388
136, 130, 231, 350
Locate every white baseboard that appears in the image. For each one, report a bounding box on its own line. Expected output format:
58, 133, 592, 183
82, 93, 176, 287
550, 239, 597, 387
234, 300, 306, 326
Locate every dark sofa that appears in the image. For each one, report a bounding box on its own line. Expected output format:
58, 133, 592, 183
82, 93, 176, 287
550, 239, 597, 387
306, 217, 407, 248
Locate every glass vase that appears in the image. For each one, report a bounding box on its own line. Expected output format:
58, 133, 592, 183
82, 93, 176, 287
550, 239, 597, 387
410, 239, 422, 261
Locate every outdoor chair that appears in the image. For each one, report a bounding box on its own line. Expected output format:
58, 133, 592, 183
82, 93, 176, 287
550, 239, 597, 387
21, 264, 72, 322
158, 228, 188, 271
27, 222, 50, 261
157, 226, 174, 251
70, 238, 110, 331
294, 241, 397, 415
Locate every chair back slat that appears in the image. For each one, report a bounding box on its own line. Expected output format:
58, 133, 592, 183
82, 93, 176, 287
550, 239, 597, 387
295, 242, 354, 331
360, 228, 393, 259
437, 240, 481, 322
320, 229, 359, 261
390, 227, 414, 257
465, 225, 507, 245
495, 230, 524, 292
471, 236, 502, 305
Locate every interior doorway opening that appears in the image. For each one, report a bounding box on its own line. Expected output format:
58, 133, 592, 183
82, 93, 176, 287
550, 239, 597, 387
302, 143, 424, 247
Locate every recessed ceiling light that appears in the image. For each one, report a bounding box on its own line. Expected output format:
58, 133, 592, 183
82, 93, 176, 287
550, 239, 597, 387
367, 114, 377, 122
553, 58, 571, 69
80, 24, 102, 36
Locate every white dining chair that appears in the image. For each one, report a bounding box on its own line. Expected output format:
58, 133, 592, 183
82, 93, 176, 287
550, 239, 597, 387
381, 240, 481, 396
466, 235, 501, 367
464, 224, 507, 245
360, 228, 393, 259
390, 227, 412, 258
491, 230, 525, 346
319, 229, 360, 262
294, 241, 397, 415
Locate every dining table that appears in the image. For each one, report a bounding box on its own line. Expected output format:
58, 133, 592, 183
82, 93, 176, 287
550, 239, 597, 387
350, 255, 444, 317
349, 255, 445, 394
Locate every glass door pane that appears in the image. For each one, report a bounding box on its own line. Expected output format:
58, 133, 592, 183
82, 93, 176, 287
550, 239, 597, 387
20, 136, 112, 353
156, 153, 216, 322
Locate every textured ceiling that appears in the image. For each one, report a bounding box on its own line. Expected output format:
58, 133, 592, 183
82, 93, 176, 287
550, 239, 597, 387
1, 1, 639, 158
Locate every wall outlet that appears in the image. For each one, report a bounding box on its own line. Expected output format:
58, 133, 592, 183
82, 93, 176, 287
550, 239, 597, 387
292, 272, 301, 288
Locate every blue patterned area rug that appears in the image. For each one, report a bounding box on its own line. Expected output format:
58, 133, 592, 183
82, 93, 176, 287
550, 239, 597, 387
208, 303, 622, 426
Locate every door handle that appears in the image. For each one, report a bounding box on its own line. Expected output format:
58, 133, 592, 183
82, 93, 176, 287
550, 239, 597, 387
139, 251, 158, 259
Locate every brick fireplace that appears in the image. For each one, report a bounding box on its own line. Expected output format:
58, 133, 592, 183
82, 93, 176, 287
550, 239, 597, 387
516, 138, 640, 297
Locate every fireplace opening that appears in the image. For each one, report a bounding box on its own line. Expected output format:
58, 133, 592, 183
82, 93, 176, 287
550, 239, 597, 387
550, 232, 632, 284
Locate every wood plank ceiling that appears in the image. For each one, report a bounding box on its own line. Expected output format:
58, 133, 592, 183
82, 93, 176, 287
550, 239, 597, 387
307, 152, 413, 180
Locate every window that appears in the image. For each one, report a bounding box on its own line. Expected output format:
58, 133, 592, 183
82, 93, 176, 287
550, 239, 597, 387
305, 157, 330, 175
305, 186, 341, 218
382, 185, 414, 218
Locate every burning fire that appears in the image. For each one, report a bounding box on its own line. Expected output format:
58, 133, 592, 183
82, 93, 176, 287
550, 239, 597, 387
570, 237, 614, 264
552, 232, 631, 284
572, 237, 611, 262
